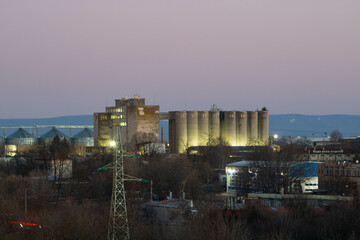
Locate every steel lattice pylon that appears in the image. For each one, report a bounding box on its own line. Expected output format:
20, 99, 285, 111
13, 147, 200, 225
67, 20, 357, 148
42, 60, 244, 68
108, 128, 130, 240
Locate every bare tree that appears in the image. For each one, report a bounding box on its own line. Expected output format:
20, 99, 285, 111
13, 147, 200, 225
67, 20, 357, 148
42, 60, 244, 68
330, 129, 343, 141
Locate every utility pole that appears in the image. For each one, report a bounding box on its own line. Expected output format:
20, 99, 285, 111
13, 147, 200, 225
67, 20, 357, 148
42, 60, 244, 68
108, 127, 130, 240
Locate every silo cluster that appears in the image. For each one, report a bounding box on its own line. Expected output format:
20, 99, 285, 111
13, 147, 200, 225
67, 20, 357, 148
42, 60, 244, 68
1, 127, 94, 149
169, 110, 269, 153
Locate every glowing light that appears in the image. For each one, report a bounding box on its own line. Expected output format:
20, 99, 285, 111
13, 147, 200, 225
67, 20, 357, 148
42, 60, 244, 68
109, 141, 116, 147
274, 134, 278, 139
227, 168, 236, 174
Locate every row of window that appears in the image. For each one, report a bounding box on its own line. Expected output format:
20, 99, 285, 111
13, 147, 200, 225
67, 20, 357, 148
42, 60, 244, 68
111, 115, 125, 119
324, 166, 360, 177
311, 154, 352, 158
106, 108, 124, 113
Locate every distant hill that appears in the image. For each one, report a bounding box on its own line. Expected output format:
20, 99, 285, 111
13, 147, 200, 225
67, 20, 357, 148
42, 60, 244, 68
270, 114, 360, 138
1, 114, 360, 140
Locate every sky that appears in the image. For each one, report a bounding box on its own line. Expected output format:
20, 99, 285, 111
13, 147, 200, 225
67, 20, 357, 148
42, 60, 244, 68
1, 0, 360, 118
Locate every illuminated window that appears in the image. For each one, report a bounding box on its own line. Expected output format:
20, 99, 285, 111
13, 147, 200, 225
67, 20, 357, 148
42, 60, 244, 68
111, 115, 125, 119
100, 115, 108, 120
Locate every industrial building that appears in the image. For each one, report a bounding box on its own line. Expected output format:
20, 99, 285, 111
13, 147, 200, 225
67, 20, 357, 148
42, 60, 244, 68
94, 94, 160, 147
94, 95, 269, 153
164, 108, 269, 153
226, 161, 318, 195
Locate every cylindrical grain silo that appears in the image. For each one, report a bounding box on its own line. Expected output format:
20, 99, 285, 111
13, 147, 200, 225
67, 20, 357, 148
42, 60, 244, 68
187, 111, 198, 148
223, 111, 236, 146
247, 111, 258, 144
209, 111, 220, 143
236, 111, 248, 146
258, 110, 269, 144
198, 111, 209, 146
175, 111, 187, 153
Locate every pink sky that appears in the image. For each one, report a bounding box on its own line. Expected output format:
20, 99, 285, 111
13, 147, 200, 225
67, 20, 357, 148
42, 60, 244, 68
1, 1, 359, 118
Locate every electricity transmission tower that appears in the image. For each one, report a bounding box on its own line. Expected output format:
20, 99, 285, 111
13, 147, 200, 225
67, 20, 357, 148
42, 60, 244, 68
107, 129, 130, 240
97, 128, 147, 240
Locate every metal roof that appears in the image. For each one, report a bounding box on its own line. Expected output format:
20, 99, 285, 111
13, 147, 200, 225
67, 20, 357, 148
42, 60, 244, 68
73, 128, 93, 138
40, 127, 68, 139
7, 128, 35, 139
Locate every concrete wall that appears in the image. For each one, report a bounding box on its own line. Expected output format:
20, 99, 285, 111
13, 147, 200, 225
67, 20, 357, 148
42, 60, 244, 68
94, 112, 112, 147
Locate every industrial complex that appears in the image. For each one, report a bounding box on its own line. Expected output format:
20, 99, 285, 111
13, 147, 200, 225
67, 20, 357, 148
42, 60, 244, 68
0, 95, 269, 155
93, 95, 269, 153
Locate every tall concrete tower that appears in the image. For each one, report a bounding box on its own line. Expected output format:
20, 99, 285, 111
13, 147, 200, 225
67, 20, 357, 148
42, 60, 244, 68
198, 111, 209, 146
247, 111, 258, 143
223, 111, 236, 146
258, 110, 269, 144
187, 111, 198, 148
236, 111, 248, 146
209, 111, 220, 143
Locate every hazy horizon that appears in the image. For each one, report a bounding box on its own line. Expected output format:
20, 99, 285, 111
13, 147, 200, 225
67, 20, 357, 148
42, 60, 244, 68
1, 1, 359, 118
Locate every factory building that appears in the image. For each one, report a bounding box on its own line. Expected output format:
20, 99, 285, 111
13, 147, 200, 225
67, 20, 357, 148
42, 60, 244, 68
165, 109, 269, 153
94, 94, 160, 147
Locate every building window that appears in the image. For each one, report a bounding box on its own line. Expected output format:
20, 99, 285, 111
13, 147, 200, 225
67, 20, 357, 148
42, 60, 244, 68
325, 166, 328, 176
335, 167, 339, 176
358, 168, 360, 177
352, 168, 357, 177
346, 168, 351, 177
329, 167, 334, 176
341, 167, 345, 176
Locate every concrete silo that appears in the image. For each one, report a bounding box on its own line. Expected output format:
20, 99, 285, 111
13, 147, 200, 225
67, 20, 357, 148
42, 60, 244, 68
175, 111, 187, 153
209, 111, 220, 143
198, 111, 209, 146
247, 111, 258, 144
223, 111, 236, 146
236, 111, 248, 146
187, 111, 198, 148
258, 110, 269, 144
